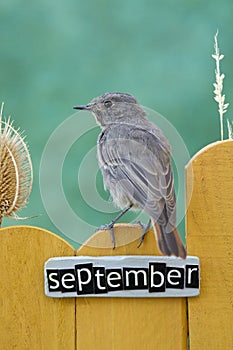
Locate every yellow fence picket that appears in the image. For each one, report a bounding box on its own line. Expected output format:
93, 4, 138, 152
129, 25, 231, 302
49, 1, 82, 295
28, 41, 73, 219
186, 140, 233, 349
76, 224, 187, 350
0, 226, 76, 350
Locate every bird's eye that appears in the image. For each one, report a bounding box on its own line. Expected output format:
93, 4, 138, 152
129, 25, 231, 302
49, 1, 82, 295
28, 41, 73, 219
104, 100, 112, 108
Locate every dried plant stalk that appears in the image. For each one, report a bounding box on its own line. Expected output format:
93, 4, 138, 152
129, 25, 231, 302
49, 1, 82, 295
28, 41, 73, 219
212, 31, 230, 140
227, 119, 233, 139
0, 103, 33, 225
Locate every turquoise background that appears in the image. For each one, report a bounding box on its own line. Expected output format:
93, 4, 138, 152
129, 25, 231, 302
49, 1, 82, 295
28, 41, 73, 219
0, 0, 233, 248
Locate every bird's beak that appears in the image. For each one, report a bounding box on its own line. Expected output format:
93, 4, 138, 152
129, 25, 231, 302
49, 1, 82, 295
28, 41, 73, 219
73, 104, 92, 111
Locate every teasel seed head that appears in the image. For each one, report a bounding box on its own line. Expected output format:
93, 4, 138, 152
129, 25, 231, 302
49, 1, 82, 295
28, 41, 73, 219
0, 103, 33, 226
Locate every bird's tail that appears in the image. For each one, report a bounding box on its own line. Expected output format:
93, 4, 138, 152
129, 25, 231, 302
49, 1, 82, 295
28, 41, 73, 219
152, 220, 186, 259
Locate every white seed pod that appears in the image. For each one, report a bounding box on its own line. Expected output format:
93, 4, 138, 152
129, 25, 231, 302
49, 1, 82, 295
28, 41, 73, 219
0, 103, 33, 224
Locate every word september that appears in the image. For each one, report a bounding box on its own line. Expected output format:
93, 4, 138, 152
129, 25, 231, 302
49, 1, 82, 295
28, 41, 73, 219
45, 256, 200, 298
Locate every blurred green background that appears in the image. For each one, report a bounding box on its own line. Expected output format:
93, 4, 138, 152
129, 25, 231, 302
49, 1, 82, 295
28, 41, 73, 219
1, 0, 233, 248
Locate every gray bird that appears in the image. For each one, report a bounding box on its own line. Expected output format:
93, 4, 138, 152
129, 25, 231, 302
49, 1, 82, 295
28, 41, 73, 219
74, 92, 186, 258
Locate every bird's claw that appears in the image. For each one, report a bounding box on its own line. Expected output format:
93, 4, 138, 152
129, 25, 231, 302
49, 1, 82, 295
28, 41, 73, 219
97, 221, 114, 231
133, 220, 146, 229
96, 222, 116, 249
137, 219, 151, 248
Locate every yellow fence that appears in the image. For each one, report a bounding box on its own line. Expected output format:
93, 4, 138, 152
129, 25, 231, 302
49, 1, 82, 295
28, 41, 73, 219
0, 141, 232, 350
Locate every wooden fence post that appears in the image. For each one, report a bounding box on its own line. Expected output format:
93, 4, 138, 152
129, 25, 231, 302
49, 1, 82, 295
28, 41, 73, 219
186, 140, 233, 349
76, 224, 187, 350
0, 226, 76, 350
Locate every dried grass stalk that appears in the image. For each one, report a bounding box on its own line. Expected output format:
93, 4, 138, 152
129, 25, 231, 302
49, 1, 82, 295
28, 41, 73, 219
227, 119, 233, 139
212, 31, 230, 140
0, 103, 33, 225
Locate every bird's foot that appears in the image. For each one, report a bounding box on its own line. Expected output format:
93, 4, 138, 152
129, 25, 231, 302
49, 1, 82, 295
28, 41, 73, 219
96, 205, 133, 249
133, 220, 146, 229
136, 219, 151, 248
96, 221, 116, 249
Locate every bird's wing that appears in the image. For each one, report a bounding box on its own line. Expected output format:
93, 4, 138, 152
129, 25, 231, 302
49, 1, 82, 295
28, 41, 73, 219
98, 125, 176, 225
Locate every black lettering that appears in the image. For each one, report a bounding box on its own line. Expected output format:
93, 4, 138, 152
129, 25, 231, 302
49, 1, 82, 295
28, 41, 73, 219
93, 267, 107, 294
149, 263, 166, 293
123, 268, 148, 290
106, 269, 123, 291
166, 267, 184, 289
47, 269, 60, 292
185, 265, 199, 288
75, 263, 94, 295
59, 269, 76, 293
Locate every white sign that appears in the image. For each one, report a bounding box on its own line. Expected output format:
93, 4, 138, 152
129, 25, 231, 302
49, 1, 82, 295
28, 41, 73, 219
44, 255, 200, 298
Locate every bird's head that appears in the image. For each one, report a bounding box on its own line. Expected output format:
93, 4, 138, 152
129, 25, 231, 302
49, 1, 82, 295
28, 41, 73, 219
74, 92, 146, 126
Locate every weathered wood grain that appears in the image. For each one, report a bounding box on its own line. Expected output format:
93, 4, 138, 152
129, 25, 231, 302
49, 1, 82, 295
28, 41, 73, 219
186, 140, 233, 350
0, 226, 76, 350
76, 224, 187, 350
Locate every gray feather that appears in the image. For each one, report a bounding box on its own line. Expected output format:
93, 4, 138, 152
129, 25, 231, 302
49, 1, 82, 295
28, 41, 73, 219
97, 122, 176, 232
